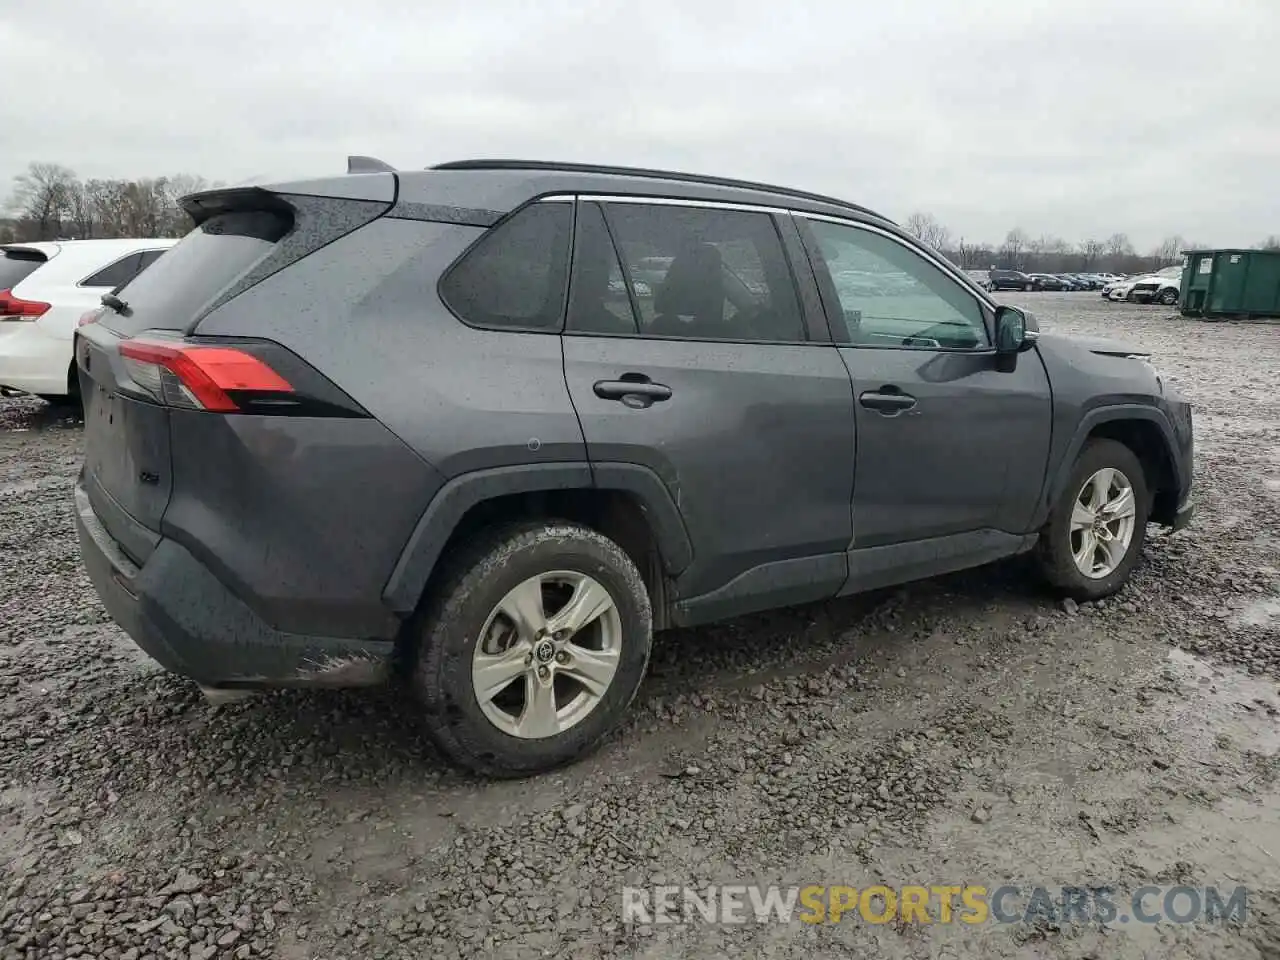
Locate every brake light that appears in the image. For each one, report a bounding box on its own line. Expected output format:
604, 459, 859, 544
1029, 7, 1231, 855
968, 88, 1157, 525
0, 289, 51, 320
78, 308, 103, 327
118, 338, 294, 412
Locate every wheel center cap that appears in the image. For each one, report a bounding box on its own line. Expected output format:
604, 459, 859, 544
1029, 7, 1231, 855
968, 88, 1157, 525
534, 639, 556, 664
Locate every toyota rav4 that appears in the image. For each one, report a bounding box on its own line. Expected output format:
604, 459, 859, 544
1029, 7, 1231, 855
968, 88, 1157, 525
74, 158, 1194, 777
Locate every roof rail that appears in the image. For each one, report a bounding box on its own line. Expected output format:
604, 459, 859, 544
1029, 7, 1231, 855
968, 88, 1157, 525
429, 159, 886, 221
348, 155, 396, 174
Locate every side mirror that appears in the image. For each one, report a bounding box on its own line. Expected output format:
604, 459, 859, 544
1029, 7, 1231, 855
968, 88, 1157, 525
995, 305, 1038, 354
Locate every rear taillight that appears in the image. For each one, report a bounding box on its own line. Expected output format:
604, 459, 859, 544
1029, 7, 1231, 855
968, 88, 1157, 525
118, 338, 294, 412
78, 308, 103, 327
0, 289, 51, 320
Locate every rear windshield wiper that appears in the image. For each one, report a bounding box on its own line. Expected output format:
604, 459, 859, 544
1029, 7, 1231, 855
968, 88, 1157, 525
100, 292, 131, 316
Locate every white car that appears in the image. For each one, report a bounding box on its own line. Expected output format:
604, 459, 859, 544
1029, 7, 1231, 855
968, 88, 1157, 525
1106, 267, 1182, 305
0, 238, 177, 403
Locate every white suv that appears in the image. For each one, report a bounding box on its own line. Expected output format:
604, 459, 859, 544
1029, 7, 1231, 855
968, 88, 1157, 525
0, 238, 178, 403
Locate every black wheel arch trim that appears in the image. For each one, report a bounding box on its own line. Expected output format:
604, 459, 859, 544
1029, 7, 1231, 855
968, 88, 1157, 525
1036, 404, 1184, 527
382, 460, 693, 614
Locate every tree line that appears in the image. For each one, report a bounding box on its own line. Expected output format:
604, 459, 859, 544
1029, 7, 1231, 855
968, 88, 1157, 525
0, 162, 223, 244
5, 161, 1278, 269
903, 212, 1280, 275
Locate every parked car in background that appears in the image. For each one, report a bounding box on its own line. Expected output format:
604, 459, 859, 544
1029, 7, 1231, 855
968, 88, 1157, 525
73, 156, 1194, 778
1128, 266, 1183, 305
0, 239, 177, 404
1106, 266, 1182, 305
1028, 273, 1069, 291
986, 268, 1037, 291
1055, 274, 1089, 291
1100, 276, 1131, 298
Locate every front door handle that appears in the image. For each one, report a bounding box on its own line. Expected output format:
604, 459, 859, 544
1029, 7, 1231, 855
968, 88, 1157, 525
593, 378, 673, 407
859, 390, 917, 414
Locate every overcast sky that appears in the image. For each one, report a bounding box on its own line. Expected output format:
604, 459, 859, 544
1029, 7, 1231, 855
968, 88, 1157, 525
3, 0, 1278, 249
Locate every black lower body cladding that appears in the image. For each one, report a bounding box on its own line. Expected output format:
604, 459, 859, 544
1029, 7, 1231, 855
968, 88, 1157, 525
76, 483, 394, 688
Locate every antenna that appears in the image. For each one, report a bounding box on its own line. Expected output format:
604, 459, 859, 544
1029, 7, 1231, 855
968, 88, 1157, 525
347, 156, 396, 174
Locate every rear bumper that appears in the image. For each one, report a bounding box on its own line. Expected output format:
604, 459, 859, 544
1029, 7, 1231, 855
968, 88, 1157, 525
75, 480, 395, 689
0, 321, 70, 395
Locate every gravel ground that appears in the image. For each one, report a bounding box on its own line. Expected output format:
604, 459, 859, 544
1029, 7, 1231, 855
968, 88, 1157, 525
2, 293, 1279, 960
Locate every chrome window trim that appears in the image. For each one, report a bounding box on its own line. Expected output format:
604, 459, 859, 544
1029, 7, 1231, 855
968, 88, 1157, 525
577, 194, 793, 217
795, 212, 999, 311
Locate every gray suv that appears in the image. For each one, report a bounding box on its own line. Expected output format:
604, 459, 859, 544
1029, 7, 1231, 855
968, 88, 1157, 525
73, 158, 1194, 777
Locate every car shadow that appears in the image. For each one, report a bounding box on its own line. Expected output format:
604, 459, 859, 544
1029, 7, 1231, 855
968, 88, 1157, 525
121, 555, 1057, 791
0, 396, 83, 432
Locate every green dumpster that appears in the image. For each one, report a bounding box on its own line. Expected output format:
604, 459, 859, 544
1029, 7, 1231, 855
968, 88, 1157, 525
1180, 248, 1280, 320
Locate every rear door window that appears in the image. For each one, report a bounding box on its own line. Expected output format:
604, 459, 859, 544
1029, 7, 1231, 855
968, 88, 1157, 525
0, 250, 47, 290
81, 253, 143, 288
439, 201, 573, 331
585, 201, 806, 342
565, 202, 641, 335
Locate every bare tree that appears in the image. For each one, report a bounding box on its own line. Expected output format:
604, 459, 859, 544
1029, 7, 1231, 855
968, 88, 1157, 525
1001, 228, 1030, 268
954, 237, 980, 270
160, 175, 214, 236
66, 181, 99, 239
1153, 235, 1187, 266
1260, 235, 1280, 251
1105, 233, 1133, 258
6, 162, 77, 240
903, 211, 951, 252
1081, 239, 1106, 268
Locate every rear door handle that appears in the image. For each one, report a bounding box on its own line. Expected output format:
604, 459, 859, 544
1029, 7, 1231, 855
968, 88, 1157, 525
859, 390, 917, 414
593, 378, 673, 407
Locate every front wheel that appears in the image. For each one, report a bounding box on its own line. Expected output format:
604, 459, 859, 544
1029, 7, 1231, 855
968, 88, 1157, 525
1036, 439, 1149, 601
1158, 288, 1179, 306
412, 521, 653, 778
1024, 283, 1034, 291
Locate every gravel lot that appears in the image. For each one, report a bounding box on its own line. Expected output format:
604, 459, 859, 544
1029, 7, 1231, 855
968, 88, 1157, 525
2, 293, 1279, 960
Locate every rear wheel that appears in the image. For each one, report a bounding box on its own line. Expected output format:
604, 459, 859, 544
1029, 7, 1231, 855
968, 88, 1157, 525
1037, 439, 1149, 601
412, 521, 653, 777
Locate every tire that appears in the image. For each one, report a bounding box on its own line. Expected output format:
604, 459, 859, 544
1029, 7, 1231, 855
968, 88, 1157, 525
1037, 439, 1150, 601
1158, 288, 1179, 306
412, 520, 653, 778
1024, 283, 1033, 291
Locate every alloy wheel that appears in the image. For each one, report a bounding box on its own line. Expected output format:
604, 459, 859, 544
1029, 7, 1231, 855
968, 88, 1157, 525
1069, 468, 1137, 578
470, 571, 622, 738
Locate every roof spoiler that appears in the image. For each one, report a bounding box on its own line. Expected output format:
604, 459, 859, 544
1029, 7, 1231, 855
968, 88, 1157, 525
179, 186, 296, 226
347, 155, 396, 174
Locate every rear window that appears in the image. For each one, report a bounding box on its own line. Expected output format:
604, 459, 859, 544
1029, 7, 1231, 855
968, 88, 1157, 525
99, 211, 289, 335
0, 250, 47, 290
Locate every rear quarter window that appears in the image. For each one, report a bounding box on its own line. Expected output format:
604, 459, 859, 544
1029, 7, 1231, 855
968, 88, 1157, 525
438, 201, 572, 331
80, 253, 143, 288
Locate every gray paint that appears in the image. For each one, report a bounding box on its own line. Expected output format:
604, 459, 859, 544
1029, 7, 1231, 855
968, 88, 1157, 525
162, 410, 441, 638
198, 217, 589, 476
74, 164, 1195, 691
838, 345, 1053, 545
562, 335, 855, 599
